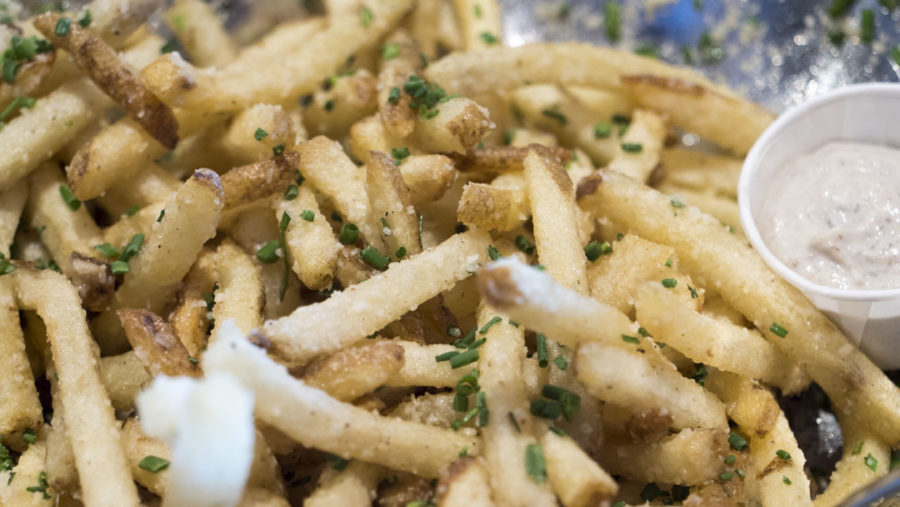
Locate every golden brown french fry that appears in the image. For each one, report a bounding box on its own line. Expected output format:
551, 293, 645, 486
0, 51, 55, 110
398, 154, 456, 207
390, 392, 459, 428
452, 0, 502, 50
523, 144, 587, 295
163, 0, 236, 68
413, 97, 494, 154
576, 342, 727, 431
476, 306, 556, 506
813, 411, 891, 507
304, 69, 379, 139
376, 29, 423, 139
366, 150, 421, 259
655, 182, 743, 236
119, 308, 201, 377
88, 0, 167, 49
305, 461, 380, 507
205, 323, 479, 478
99, 351, 151, 413
635, 282, 810, 394
165, 248, 215, 355
0, 78, 109, 193
659, 146, 742, 199
92, 169, 224, 354
436, 457, 495, 507
607, 109, 666, 183
274, 184, 341, 291
222, 104, 301, 164
578, 169, 900, 446
457, 181, 529, 232
120, 418, 170, 496
542, 431, 617, 507
34, 12, 179, 149
349, 114, 403, 163
622, 75, 773, 156
208, 240, 265, 344
302, 341, 404, 401
222, 152, 300, 212
26, 163, 103, 274
600, 428, 729, 485
45, 399, 77, 495
259, 230, 490, 365
383, 341, 467, 389
13, 268, 139, 506
97, 164, 178, 218
228, 18, 326, 73
0, 179, 28, 257
0, 277, 42, 450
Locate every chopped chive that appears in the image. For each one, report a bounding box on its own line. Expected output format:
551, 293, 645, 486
54, 17, 71, 37
770, 322, 788, 338
94, 243, 120, 258
541, 108, 567, 125
125, 205, 140, 217
665, 257, 673, 267
604, 1, 620, 41
621, 334, 640, 344
477, 391, 489, 426
553, 355, 568, 370
452, 328, 476, 348
515, 235, 535, 255
436, 350, 460, 362
508, 412, 521, 432
864, 453, 878, 472
689, 286, 699, 299
783, 475, 792, 485
138, 455, 170, 473
479, 32, 499, 44
391, 146, 410, 165
508, 320, 519, 327
381, 42, 400, 60
488, 245, 501, 260
338, 223, 359, 245
284, 184, 299, 200
661, 278, 677, 288
474, 4, 482, 17
59, 185, 80, 210
725, 454, 736, 465
272, 144, 285, 156
359, 6, 373, 27
549, 425, 567, 436
388, 86, 402, 104
593, 122, 612, 138
729, 431, 748, 451
326, 453, 349, 470
621, 142, 643, 153
468, 338, 486, 350
641, 482, 664, 501
536, 333, 549, 367
120, 234, 145, 262
157, 209, 165, 222
256, 240, 281, 264
23, 429, 35, 444
671, 198, 686, 208
160, 38, 178, 53
449, 348, 479, 369
77, 9, 92, 27
853, 442, 864, 454
776, 449, 792, 460
828, 0, 857, 18
395, 246, 407, 259
254, 128, 268, 141
504, 129, 516, 145
300, 209, 314, 222
720, 471, 734, 481
525, 444, 547, 483
860, 9, 875, 43
479, 316, 502, 334
360, 246, 390, 270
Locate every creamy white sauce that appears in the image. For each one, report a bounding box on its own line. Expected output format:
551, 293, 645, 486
760, 141, 900, 290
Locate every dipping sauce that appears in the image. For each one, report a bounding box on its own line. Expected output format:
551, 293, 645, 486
760, 141, 900, 290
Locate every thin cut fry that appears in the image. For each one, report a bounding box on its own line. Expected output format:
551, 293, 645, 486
600, 428, 729, 485
542, 431, 617, 507
302, 342, 404, 401
451, 146, 571, 176
0, 277, 42, 448
221, 152, 300, 212
259, 230, 490, 365
13, 268, 139, 506
305, 461, 380, 507
119, 308, 201, 377
436, 457, 495, 507
0, 179, 27, 256
163, 0, 236, 68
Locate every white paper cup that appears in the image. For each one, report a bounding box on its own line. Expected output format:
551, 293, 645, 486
739, 83, 900, 370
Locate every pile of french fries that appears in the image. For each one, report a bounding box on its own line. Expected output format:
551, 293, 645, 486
0, 0, 897, 506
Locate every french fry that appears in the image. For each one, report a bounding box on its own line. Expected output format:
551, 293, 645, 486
703, 369, 810, 505
68, 252, 115, 312
209, 241, 265, 344
204, 322, 479, 478
413, 97, 494, 154
451, 145, 572, 176
275, 185, 340, 291
34, 12, 179, 149
635, 282, 810, 394
26, 163, 103, 274
222, 152, 300, 212
366, 150, 421, 259
607, 109, 666, 183
296, 136, 376, 244
390, 392, 459, 428
88, 0, 167, 49
349, 114, 403, 163
301, 341, 404, 401
97, 164, 178, 218
99, 351, 151, 413
163, 0, 236, 68
12, 268, 140, 506
457, 181, 529, 232
377, 29, 424, 139
622, 74, 774, 156
0, 51, 55, 110
586, 234, 701, 316
659, 146, 742, 199
523, 144, 588, 295
576, 342, 727, 431
304, 69, 379, 139
475, 304, 556, 506
119, 308, 201, 377
425, 42, 727, 99
436, 457, 495, 507
398, 154, 457, 206
0, 78, 109, 193
0, 277, 42, 450
655, 182, 743, 236
600, 428, 729, 485
577, 169, 900, 446
452, 0, 502, 50
0, 179, 28, 256
542, 431, 617, 507
46, 402, 77, 495
305, 461, 380, 507
259, 229, 490, 365
813, 411, 891, 507
92, 169, 224, 353
222, 104, 300, 164
384, 341, 467, 389
120, 418, 170, 496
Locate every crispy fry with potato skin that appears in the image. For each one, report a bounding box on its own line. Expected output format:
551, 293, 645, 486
119, 308, 201, 377
451, 145, 572, 176
0, 52, 55, 109
222, 152, 300, 211
34, 12, 179, 149
301, 342, 404, 401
